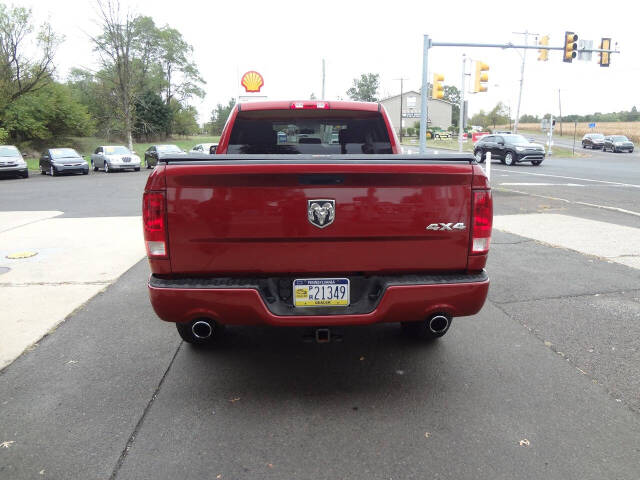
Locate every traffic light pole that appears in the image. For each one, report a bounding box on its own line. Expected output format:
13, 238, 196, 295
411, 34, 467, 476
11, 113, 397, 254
418, 35, 619, 154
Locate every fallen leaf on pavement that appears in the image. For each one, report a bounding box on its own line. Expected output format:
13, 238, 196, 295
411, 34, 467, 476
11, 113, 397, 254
1, 441, 15, 448
424, 432, 431, 438
519, 439, 530, 447
359, 356, 365, 361
229, 397, 241, 403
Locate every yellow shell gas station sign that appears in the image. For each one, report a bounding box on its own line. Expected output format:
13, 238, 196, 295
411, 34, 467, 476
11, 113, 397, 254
241, 71, 264, 93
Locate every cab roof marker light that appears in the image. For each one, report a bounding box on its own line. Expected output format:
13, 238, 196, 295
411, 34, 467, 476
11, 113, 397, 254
290, 102, 330, 110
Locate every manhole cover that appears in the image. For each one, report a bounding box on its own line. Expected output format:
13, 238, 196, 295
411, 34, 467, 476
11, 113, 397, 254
0, 267, 10, 275
6, 251, 38, 259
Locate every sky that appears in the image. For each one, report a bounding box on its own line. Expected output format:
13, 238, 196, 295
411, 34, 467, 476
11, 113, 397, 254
23, 0, 640, 124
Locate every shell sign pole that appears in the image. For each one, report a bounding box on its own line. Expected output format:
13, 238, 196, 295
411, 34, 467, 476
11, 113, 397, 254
241, 71, 264, 93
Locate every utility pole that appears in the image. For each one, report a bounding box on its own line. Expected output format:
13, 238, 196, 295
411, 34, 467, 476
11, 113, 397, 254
548, 114, 554, 156
512, 30, 538, 133
395, 77, 408, 142
419, 35, 430, 154
458, 55, 466, 152
558, 88, 563, 136
322, 59, 326, 99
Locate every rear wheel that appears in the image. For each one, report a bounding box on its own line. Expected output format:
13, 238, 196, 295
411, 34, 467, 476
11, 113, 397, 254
531, 160, 542, 166
134, 167, 140, 171
474, 150, 484, 163
92, 161, 98, 172
104, 162, 110, 173
49, 165, 56, 177
21, 170, 29, 178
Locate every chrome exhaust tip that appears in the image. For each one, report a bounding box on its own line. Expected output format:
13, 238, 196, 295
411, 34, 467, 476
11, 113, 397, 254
192, 320, 213, 339
428, 315, 450, 334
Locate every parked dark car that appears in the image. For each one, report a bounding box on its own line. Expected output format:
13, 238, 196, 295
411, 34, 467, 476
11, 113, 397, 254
0, 145, 28, 178
144, 144, 185, 168
40, 148, 88, 176
581, 133, 605, 149
473, 134, 545, 166
603, 135, 634, 153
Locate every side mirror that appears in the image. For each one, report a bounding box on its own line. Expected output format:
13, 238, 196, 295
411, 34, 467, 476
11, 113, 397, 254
22, 152, 28, 157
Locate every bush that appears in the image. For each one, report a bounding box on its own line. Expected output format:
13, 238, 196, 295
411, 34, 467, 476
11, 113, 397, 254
407, 127, 415, 136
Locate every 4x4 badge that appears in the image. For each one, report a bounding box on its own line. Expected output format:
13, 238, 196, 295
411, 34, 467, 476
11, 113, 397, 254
426, 223, 466, 231
308, 199, 335, 228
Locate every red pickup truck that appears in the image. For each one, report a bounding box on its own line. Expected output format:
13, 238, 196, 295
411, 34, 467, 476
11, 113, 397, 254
143, 101, 492, 344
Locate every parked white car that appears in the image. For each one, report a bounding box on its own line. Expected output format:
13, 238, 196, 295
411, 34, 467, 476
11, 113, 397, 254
190, 143, 218, 154
91, 146, 141, 173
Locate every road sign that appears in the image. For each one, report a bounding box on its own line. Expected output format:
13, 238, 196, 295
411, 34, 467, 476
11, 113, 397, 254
578, 40, 593, 61
589, 122, 596, 128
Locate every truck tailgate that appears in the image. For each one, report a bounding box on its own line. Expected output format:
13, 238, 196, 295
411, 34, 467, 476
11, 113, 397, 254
164, 159, 473, 275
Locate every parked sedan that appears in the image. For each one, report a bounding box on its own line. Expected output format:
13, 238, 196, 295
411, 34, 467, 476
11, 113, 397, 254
144, 144, 185, 168
91, 145, 141, 172
190, 142, 218, 154
581, 133, 605, 150
473, 134, 545, 166
0, 145, 28, 178
40, 148, 88, 176
603, 135, 634, 153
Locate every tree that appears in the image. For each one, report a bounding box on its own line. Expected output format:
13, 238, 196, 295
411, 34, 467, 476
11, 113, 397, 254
0, 4, 62, 113
90, 0, 137, 150
210, 98, 236, 135
157, 26, 205, 109
443, 85, 461, 127
134, 90, 170, 140
346, 73, 379, 102
171, 103, 199, 136
488, 102, 510, 128
3, 82, 95, 142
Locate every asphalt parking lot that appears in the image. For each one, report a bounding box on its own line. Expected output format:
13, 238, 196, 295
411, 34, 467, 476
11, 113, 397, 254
1, 153, 639, 479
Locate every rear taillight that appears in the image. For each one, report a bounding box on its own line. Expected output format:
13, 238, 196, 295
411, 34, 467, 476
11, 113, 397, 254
471, 190, 493, 254
143, 191, 168, 258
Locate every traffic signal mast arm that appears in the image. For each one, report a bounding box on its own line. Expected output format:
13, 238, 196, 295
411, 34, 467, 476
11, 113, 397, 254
429, 40, 618, 54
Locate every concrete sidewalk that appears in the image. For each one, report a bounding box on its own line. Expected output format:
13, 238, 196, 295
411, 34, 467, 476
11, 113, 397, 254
0, 212, 145, 369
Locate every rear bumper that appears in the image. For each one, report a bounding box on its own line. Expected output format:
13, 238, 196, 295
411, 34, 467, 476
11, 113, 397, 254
148, 271, 490, 327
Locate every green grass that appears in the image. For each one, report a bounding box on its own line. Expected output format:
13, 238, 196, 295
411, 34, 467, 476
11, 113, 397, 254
401, 138, 474, 153
25, 135, 220, 170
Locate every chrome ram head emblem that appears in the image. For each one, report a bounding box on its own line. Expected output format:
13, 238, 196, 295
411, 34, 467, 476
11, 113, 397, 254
307, 199, 335, 228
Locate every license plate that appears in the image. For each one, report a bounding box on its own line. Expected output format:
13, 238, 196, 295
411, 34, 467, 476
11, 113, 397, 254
293, 278, 350, 307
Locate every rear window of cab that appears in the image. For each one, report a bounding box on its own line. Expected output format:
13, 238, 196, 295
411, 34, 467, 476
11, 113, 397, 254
227, 110, 392, 155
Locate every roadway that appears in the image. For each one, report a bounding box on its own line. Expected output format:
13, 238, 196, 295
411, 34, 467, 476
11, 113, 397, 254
1, 155, 639, 479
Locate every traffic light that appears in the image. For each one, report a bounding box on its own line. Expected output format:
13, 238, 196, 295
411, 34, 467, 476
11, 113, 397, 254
474, 62, 489, 93
538, 35, 549, 61
599, 37, 611, 67
563, 31, 578, 63
432, 73, 444, 99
